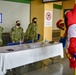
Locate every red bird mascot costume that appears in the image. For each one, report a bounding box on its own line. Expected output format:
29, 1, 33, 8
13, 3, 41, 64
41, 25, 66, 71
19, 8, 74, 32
65, 4, 76, 75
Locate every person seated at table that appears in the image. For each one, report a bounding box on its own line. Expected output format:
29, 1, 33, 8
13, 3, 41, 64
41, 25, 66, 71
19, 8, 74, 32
0, 26, 3, 46
10, 20, 24, 43
25, 17, 38, 42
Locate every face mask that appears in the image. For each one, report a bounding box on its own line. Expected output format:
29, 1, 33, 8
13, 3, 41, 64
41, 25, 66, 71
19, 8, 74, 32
17, 23, 20, 26
34, 21, 37, 23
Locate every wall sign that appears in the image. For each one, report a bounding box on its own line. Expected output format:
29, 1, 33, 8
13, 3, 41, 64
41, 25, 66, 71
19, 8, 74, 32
44, 11, 52, 26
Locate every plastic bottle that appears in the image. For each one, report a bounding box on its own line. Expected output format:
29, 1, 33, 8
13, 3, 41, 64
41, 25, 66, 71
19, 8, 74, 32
32, 38, 34, 43
19, 39, 22, 46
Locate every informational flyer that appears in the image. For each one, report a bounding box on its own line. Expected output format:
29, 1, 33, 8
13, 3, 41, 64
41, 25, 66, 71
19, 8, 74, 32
44, 11, 52, 26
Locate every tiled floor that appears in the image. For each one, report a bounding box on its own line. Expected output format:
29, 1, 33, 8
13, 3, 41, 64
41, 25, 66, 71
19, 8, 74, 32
23, 58, 74, 75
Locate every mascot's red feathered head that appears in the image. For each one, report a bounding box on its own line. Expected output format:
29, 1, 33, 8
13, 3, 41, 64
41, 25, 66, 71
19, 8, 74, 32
56, 19, 64, 30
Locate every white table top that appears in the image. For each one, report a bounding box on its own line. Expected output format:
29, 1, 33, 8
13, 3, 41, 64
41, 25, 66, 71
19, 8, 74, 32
0, 42, 64, 75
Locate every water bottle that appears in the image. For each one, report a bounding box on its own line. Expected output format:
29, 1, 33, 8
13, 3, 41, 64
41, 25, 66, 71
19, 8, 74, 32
19, 39, 22, 46
32, 38, 34, 43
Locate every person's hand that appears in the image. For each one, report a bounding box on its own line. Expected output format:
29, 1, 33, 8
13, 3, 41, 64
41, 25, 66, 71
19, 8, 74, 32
21, 40, 24, 43
26, 37, 28, 40
13, 41, 15, 43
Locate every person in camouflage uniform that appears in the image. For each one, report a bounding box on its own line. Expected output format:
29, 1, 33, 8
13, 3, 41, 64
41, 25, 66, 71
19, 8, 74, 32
10, 20, 24, 43
0, 26, 3, 46
26, 17, 38, 42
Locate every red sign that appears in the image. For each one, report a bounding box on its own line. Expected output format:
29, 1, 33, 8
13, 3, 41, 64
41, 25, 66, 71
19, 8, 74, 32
46, 12, 51, 21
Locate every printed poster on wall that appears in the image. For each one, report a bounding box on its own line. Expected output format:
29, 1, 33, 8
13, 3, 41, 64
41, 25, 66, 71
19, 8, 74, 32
44, 11, 52, 26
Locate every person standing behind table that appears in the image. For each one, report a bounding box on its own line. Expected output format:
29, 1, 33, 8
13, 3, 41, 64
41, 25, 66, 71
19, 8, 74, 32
10, 20, 24, 43
25, 17, 38, 42
0, 26, 3, 46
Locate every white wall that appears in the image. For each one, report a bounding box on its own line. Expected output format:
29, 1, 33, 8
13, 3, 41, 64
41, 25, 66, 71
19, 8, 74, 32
0, 1, 30, 32
53, 8, 61, 30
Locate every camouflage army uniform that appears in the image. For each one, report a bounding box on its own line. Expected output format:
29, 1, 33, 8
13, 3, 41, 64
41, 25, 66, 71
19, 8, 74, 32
26, 23, 38, 42
10, 26, 24, 43
0, 26, 3, 46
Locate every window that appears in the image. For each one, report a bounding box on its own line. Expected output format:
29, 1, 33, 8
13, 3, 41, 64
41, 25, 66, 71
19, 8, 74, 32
0, 13, 2, 23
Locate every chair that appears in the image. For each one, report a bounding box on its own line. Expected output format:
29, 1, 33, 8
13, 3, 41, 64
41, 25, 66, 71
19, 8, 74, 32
38, 34, 40, 41
59, 37, 66, 49
2, 33, 12, 46
25, 40, 32, 44
7, 42, 19, 46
